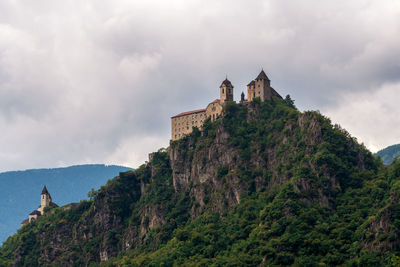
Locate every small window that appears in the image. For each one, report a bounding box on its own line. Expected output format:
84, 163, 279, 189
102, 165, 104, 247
222, 88, 224, 94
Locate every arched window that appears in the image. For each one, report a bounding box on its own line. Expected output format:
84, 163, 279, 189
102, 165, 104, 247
222, 88, 224, 94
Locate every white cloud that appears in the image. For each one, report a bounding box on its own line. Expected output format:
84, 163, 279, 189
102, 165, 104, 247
323, 82, 400, 153
0, 0, 399, 171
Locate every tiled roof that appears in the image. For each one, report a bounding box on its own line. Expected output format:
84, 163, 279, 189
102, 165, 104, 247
50, 202, 58, 207
256, 70, 270, 81
41, 186, 49, 195
21, 219, 29, 224
172, 108, 206, 118
29, 210, 41, 216
271, 87, 282, 98
210, 99, 220, 104
247, 80, 255, 86
41, 186, 51, 199
220, 78, 233, 87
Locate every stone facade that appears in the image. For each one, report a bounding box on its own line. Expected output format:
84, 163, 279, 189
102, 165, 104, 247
246, 70, 281, 102
171, 70, 282, 141
171, 109, 207, 140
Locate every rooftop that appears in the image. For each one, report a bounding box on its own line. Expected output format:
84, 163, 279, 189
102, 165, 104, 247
220, 78, 233, 87
255, 70, 270, 81
41, 186, 50, 197
29, 210, 41, 216
172, 108, 206, 118
247, 80, 255, 86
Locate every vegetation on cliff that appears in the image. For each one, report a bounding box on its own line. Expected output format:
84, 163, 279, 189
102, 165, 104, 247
2, 97, 400, 266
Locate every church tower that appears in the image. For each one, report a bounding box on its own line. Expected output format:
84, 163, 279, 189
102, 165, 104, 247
254, 69, 272, 101
220, 78, 234, 104
39, 186, 52, 215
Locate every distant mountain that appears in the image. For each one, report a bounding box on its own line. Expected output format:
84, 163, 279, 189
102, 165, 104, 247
375, 144, 400, 165
0, 164, 133, 244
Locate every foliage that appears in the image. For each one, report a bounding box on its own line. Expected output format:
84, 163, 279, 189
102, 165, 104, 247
3, 97, 400, 267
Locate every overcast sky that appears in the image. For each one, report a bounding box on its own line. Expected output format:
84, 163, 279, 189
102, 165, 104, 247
0, 0, 399, 171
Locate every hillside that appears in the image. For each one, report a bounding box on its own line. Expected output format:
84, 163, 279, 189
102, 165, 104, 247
2, 98, 400, 266
0, 164, 132, 245
375, 144, 400, 165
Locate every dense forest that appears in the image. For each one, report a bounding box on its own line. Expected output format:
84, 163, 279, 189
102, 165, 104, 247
1, 97, 400, 266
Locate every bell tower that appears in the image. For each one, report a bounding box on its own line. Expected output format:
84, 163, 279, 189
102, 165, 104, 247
39, 186, 52, 214
220, 77, 234, 104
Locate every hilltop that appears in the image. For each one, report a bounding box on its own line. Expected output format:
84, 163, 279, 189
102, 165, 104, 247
375, 144, 400, 165
2, 98, 400, 266
0, 164, 133, 245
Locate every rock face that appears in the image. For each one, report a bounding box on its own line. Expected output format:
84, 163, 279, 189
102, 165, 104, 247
169, 106, 351, 216
2, 99, 386, 266
170, 125, 243, 215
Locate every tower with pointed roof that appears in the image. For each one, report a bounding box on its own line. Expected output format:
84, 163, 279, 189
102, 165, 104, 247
247, 69, 278, 102
170, 70, 282, 141
220, 78, 234, 104
38, 185, 52, 215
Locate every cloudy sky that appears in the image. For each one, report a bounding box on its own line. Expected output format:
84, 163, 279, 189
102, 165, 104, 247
0, 0, 399, 171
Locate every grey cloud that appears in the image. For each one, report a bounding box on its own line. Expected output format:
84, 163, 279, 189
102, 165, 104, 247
0, 0, 399, 171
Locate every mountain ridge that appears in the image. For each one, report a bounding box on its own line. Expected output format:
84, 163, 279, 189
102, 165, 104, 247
1, 98, 400, 266
375, 144, 400, 165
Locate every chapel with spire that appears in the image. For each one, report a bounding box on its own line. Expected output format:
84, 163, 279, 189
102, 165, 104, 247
170, 70, 282, 141
21, 186, 58, 225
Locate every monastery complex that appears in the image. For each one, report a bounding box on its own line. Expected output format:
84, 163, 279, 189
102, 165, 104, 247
171, 70, 282, 140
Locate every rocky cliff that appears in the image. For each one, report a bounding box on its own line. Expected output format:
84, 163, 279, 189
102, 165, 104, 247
1, 98, 400, 266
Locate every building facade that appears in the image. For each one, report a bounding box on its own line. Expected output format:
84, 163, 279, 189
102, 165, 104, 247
171, 70, 281, 141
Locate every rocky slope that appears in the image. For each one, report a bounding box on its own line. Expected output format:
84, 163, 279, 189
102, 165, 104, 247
1, 98, 400, 266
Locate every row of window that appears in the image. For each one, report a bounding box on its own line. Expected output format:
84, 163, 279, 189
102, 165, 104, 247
175, 120, 204, 133
175, 120, 203, 128
221, 88, 232, 94
175, 113, 204, 121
